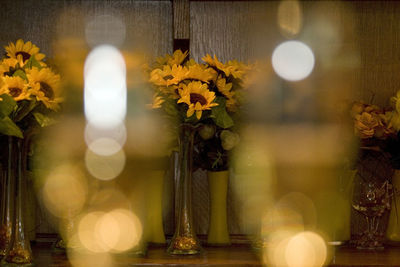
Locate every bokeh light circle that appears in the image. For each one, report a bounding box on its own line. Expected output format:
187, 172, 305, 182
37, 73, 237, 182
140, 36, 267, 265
272, 40, 315, 81
285, 231, 327, 267
85, 122, 127, 156
42, 164, 87, 219
85, 148, 126, 180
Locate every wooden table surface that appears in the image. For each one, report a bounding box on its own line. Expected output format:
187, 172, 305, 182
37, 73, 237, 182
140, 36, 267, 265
32, 243, 400, 266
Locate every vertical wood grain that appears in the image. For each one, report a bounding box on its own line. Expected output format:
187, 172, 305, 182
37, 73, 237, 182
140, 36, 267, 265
173, 0, 190, 40
353, 1, 400, 106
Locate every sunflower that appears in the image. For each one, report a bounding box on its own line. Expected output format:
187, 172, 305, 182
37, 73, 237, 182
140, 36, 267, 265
150, 93, 165, 109
185, 58, 197, 67
225, 59, 247, 79
216, 76, 233, 96
0, 58, 19, 77
0, 77, 4, 92
27, 67, 62, 111
216, 75, 237, 112
150, 64, 188, 87
5, 39, 45, 65
391, 91, 400, 113
168, 50, 188, 66
202, 54, 230, 75
186, 63, 217, 83
0, 76, 30, 101
203, 54, 246, 79
154, 50, 188, 68
177, 81, 218, 119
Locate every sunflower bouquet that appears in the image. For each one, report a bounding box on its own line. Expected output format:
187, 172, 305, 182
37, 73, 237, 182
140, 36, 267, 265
148, 50, 250, 170
0, 39, 62, 138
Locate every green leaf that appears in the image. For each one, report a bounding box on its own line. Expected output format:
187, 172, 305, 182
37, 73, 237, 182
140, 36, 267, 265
13, 69, 27, 81
0, 116, 23, 138
14, 99, 37, 122
164, 98, 179, 117
24, 55, 42, 70
0, 94, 17, 118
33, 112, 56, 127
211, 97, 234, 129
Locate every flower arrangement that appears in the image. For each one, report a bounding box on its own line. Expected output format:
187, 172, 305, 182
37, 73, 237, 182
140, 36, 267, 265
351, 102, 395, 141
350, 95, 400, 249
148, 50, 250, 170
351, 92, 400, 168
0, 39, 62, 138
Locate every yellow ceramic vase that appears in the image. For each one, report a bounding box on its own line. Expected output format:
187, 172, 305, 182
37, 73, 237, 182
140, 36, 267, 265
207, 170, 230, 245
386, 170, 400, 241
144, 170, 166, 244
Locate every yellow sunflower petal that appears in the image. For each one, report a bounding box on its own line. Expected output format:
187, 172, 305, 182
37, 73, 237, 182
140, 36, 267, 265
196, 110, 202, 120
187, 106, 195, 118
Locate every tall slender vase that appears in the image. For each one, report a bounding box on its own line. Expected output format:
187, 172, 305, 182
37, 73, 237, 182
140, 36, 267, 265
4, 136, 33, 265
167, 124, 202, 255
386, 170, 400, 242
207, 170, 230, 245
145, 170, 166, 244
0, 137, 16, 259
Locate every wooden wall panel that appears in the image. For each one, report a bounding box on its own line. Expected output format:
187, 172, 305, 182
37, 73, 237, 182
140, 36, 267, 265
0, 0, 172, 61
2, 0, 400, 239
353, 1, 400, 106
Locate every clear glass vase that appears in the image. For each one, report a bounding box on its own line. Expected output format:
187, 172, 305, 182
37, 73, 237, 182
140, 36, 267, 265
4, 136, 33, 265
0, 137, 16, 259
167, 124, 202, 255
351, 148, 392, 250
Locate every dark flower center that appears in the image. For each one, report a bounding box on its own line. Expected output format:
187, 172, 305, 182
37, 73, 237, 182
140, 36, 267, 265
15, 51, 31, 62
39, 82, 54, 99
190, 93, 207, 105
9, 87, 22, 98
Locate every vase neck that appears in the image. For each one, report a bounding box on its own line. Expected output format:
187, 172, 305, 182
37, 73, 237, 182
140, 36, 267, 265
175, 124, 197, 236
168, 124, 202, 254
4, 136, 33, 264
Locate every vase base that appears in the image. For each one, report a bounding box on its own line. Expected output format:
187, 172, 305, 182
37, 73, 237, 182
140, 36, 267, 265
1, 260, 34, 266
167, 248, 202, 255
167, 236, 202, 255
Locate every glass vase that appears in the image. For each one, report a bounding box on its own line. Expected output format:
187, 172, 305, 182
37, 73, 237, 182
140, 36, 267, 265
351, 148, 392, 250
0, 137, 16, 259
207, 170, 230, 245
4, 136, 33, 265
167, 124, 202, 255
